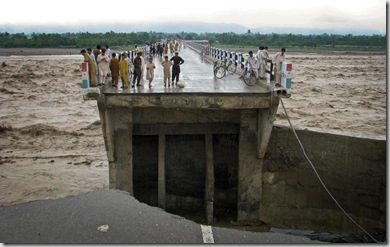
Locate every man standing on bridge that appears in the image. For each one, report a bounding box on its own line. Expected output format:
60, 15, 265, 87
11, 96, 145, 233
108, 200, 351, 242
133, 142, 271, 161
273, 48, 286, 86
132, 52, 143, 88
80, 49, 97, 87
170, 52, 184, 86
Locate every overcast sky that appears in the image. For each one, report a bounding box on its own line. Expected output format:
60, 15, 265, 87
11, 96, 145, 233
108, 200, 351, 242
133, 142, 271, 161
0, 0, 386, 33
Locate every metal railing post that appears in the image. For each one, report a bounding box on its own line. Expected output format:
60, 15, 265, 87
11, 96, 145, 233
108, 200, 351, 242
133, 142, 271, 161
267, 59, 274, 81
239, 53, 244, 70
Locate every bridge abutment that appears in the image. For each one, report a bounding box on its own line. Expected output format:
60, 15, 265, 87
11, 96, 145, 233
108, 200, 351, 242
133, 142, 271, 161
97, 90, 279, 223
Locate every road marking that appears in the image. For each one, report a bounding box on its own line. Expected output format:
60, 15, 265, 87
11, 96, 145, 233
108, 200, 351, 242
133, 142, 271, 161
201, 224, 214, 243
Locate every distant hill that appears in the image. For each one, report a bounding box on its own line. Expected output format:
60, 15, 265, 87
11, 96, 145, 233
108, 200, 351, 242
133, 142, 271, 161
250, 27, 386, 36
0, 22, 385, 36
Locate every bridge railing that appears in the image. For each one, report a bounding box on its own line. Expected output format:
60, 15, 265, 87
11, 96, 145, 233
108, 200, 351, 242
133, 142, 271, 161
186, 41, 275, 80
186, 41, 206, 54
208, 47, 243, 69
186, 41, 243, 69
186, 41, 246, 70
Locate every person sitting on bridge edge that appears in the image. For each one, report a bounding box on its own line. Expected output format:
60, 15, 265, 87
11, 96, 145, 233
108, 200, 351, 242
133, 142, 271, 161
170, 52, 184, 86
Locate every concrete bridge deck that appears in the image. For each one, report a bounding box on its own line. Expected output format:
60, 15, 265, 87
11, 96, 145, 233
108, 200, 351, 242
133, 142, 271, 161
101, 46, 272, 95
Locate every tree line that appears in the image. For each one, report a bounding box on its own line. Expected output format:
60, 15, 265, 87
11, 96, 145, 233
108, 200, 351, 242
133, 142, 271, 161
0, 31, 386, 50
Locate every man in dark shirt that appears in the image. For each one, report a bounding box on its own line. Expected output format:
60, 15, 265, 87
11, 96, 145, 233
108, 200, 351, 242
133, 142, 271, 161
170, 52, 184, 86
132, 52, 143, 87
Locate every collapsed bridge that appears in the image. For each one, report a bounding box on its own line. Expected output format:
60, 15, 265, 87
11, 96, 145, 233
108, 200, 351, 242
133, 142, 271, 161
96, 44, 280, 223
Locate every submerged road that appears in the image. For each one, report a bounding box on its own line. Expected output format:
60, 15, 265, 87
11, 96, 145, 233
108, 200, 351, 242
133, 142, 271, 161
0, 189, 320, 244
102, 46, 272, 94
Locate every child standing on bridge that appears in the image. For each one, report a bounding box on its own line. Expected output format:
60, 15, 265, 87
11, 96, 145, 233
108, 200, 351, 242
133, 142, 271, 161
161, 55, 172, 87
146, 56, 156, 88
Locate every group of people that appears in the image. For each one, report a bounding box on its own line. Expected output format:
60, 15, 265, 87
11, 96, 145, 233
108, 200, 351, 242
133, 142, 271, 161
81, 42, 286, 89
80, 45, 112, 87
145, 40, 183, 58
240, 46, 286, 85
80, 41, 185, 89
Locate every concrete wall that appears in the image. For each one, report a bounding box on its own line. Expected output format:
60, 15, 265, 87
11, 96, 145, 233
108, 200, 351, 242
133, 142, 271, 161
261, 125, 386, 236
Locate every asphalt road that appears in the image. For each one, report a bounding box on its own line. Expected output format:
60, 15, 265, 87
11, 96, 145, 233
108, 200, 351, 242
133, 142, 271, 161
0, 189, 320, 244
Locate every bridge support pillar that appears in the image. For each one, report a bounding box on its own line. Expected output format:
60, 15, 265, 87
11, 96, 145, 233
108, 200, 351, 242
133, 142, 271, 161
237, 109, 262, 221
204, 134, 215, 224
237, 100, 279, 221
100, 106, 134, 195
257, 105, 279, 159
158, 134, 166, 209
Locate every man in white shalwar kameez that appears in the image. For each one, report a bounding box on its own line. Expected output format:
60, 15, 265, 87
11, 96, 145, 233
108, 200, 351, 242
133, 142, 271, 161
105, 45, 112, 76
97, 48, 110, 85
273, 48, 286, 85
256, 46, 264, 79
260, 48, 268, 79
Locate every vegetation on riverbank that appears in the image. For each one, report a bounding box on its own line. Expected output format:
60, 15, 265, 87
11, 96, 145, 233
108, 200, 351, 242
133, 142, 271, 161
0, 31, 386, 53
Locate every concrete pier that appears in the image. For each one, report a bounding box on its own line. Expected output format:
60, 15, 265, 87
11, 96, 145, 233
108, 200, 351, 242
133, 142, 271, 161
158, 134, 166, 210
97, 46, 279, 223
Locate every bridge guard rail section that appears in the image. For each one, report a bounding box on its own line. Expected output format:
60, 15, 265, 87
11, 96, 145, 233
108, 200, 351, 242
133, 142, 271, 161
186, 41, 275, 81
